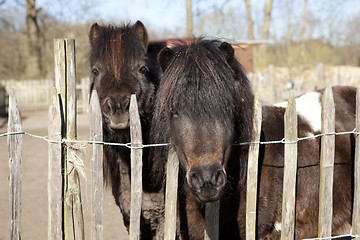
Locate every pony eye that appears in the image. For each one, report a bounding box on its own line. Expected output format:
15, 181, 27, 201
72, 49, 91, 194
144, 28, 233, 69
92, 68, 99, 76
139, 66, 148, 74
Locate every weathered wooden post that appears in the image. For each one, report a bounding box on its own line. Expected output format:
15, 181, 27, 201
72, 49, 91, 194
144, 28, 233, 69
164, 146, 179, 240
54, 38, 84, 240
81, 78, 89, 113
204, 201, 220, 240
281, 91, 298, 240
8, 91, 22, 240
246, 94, 262, 240
48, 89, 63, 240
318, 86, 335, 238
90, 90, 103, 240
129, 94, 143, 240
0, 84, 7, 116
353, 88, 360, 239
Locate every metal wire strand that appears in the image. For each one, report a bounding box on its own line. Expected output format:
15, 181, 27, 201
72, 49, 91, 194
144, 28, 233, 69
1, 129, 359, 149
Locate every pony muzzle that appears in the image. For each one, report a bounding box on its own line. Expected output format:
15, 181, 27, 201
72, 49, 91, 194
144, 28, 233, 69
102, 97, 130, 130
187, 164, 226, 202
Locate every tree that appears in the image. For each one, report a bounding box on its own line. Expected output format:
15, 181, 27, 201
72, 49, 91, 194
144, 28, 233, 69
243, 0, 255, 40
185, 0, 193, 37
261, 0, 274, 40
243, 0, 273, 41
25, 0, 44, 77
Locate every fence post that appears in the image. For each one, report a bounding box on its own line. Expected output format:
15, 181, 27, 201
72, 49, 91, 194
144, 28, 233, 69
281, 91, 297, 240
54, 39, 66, 103
90, 90, 103, 240
246, 94, 262, 240
48, 89, 64, 240
352, 87, 360, 239
64, 38, 85, 240
8, 91, 22, 240
81, 78, 89, 113
318, 86, 335, 238
0, 84, 7, 116
205, 201, 220, 240
129, 94, 143, 240
164, 146, 179, 240
54, 38, 85, 240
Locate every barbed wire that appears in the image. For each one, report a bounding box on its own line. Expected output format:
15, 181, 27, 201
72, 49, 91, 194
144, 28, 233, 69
1, 129, 359, 149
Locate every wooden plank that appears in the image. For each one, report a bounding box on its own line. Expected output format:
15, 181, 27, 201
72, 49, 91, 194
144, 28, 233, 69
90, 90, 104, 240
63, 39, 85, 240
8, 91, 22, 240
164, 146, 179, 240
65, 39, 77, 140
129, 94, 143, 240
246, 94, 262, 240
281, 91, 298, 240
48, 89, 63, 240
54, 39, 66, 109
353, 87, 360, 239
204, 200, 220, 240
318, 86, 335, 238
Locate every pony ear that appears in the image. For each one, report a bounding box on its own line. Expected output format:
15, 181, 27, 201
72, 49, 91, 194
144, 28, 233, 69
89, 23, 102, 46
218, 41, 235, 64
158, 47, 175, 72
132, 20, 149, 48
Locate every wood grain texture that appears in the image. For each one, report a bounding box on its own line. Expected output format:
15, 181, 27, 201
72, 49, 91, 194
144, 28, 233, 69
281, 91, 298, 240
246, 94, 262, 240
48, 89, 63, 240
90, 90, 104, 240
318, 86, 335, 238
129, 94, 143, 240
164, 146, 179, 240
8, 91, 22, 240
353, 87, 360, 239
204, 200, 220, 240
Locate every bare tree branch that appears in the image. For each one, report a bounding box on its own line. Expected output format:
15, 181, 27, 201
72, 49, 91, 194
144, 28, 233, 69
243, 0, 255, 40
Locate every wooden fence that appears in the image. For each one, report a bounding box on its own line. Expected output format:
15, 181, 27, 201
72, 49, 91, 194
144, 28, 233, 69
248, 63, 360, 104
0, 77, 89, 112
5, 38, 360, 240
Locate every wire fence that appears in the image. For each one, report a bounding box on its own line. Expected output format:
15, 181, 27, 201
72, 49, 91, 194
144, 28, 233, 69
2, 129, 360, 240
1, 129, 359, 149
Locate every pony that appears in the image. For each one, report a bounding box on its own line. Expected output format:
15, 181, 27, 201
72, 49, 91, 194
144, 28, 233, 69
150, 39, 254, 239
150, 39, 356, 239
251, 86, 356, 239
88, 21, 164, 239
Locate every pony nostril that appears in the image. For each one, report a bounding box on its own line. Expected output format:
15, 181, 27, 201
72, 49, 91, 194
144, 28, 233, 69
212, 170, 226, 188
103, 98, 114, 114
122, 97, 131, 110
189, 171, 203, 190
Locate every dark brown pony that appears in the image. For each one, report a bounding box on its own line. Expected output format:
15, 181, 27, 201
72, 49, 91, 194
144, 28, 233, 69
151, 39, 356, 239
88, 21, 164, 239
151, 39, 254, 239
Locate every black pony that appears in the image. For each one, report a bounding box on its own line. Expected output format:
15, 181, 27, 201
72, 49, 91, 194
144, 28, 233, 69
88, 21, 164, 239
150, 39, 254, 239
151, 39, 356, 239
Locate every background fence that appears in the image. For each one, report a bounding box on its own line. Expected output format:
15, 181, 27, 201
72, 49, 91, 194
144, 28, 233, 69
1, 63, 360, 113
0, 77, 89, 112
3, 39, 360, 240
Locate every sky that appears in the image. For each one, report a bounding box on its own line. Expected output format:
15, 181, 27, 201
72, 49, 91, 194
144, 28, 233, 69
2, 0, 360, 42
35, 0, 189, 30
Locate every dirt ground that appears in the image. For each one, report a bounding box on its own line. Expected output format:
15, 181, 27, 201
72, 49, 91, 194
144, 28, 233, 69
0, 110, 128, 239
